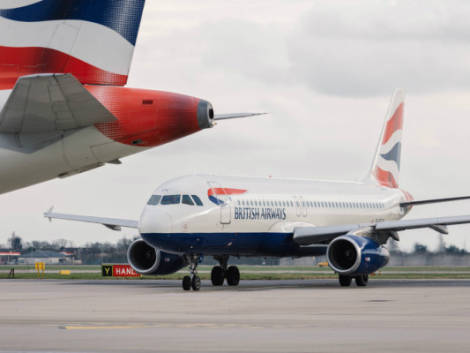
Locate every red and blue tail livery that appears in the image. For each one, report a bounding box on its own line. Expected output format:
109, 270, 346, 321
0, 0, 145, 89
371, 90, 405, 189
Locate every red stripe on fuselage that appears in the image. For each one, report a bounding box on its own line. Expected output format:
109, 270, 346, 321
208, 188, 247, 196
374, 167, 398, 188
0, 46, 127, 89
382, 103, 404, 144
87, 86, 202, 147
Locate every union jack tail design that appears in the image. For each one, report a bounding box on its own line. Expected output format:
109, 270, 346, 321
369, 90, 405, 189
0, 0, 146, 90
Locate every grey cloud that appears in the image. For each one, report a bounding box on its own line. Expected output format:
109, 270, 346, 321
146, 0, 470, 97
288, 0, 470, 96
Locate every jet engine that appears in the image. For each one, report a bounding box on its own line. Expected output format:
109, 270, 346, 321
127, 239, 187, 275
327, 234, 389, 276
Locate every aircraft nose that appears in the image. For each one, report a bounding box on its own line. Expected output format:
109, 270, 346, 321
139, 207, 172, 235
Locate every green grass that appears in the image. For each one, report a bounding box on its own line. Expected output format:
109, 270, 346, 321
2, 269, 470, 281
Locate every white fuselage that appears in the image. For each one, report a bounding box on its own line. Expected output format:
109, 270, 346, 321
138, 175, 409, 256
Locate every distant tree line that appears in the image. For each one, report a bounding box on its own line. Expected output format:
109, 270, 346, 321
2, 234, 468, 265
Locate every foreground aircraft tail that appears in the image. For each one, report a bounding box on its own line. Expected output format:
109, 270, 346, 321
0, 0, 146, 89
368, 90, 405, 188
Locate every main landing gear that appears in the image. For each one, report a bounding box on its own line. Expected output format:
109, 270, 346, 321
211, 256, 240, 287
182, 255, 201, 291
338, 274, 369, 287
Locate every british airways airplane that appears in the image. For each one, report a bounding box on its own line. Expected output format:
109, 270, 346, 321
0, 0, 260, 194
45, 91, 470, 291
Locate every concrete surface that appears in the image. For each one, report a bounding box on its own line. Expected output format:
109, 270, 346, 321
0, 279, 469, 353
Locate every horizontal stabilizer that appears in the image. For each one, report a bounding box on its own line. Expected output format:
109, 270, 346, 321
214, 112, 267, 121
44, 208, 138, 231
400, 196, 470, 207
0, 74, 116, 134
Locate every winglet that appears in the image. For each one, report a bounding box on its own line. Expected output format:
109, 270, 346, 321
45, 206, 54, 222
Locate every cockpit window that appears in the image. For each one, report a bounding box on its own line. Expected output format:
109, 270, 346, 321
182, 195, 194, 206
192, 195, 203, 206
147, 195, 161, 206
161, 195, 181, 205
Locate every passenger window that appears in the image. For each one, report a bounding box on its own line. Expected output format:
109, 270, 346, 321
161, 195, 181, 205
182, 195, 194, 206
147, 195, 161, 206
191, 195, 203, 206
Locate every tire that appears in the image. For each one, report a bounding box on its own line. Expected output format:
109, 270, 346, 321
226, 266, 240, 286
182, 275, 191, 291
339, 275, 352, 287
355, 274, 369, 287
211, 266, 225, 286
191, 275, 201, 291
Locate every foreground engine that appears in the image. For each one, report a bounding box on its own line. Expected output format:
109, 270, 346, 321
127, 239, 187, 275
327, 234, 390, 276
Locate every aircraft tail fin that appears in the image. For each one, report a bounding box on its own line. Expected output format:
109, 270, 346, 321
0, 0, 146, 89
368, 90, 405, 189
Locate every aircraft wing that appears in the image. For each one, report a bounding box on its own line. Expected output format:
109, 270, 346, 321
0, 74, 116, 134
293, 215, 470, 245
44, 209, 138, 231
400, 195, 470, 207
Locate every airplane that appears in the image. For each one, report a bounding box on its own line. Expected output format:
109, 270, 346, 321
45, 90, 470, 291
0, 0, 261, 195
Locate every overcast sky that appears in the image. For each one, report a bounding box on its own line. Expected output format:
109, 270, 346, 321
2, 0, 470, 252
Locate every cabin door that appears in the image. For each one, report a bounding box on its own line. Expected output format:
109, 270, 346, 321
208, 181, 231, 225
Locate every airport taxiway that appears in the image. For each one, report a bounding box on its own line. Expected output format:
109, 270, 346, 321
0, 279, 469, 353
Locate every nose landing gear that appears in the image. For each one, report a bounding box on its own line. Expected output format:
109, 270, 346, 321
182, 255, 201, 291
211, 255, 240, 287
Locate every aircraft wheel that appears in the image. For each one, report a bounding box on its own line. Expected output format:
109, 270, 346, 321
226, 266, 240, 286
339, 275, 352, 287
191, 275, 201, 291
211, 266, 225, 286
182, 275, 191, 291
355, 274, 369, 287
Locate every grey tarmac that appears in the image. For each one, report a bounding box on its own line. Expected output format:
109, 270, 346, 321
0, 279, 469, 353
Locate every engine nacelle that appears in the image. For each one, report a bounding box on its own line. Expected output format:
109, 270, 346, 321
327, 234, 389, 276
127, 239, 187, 275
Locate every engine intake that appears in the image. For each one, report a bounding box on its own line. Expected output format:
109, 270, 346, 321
327, 235, 389, 276
127, 239, 187, 275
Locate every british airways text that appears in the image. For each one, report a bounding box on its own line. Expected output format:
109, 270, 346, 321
234, 207, 287, 221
